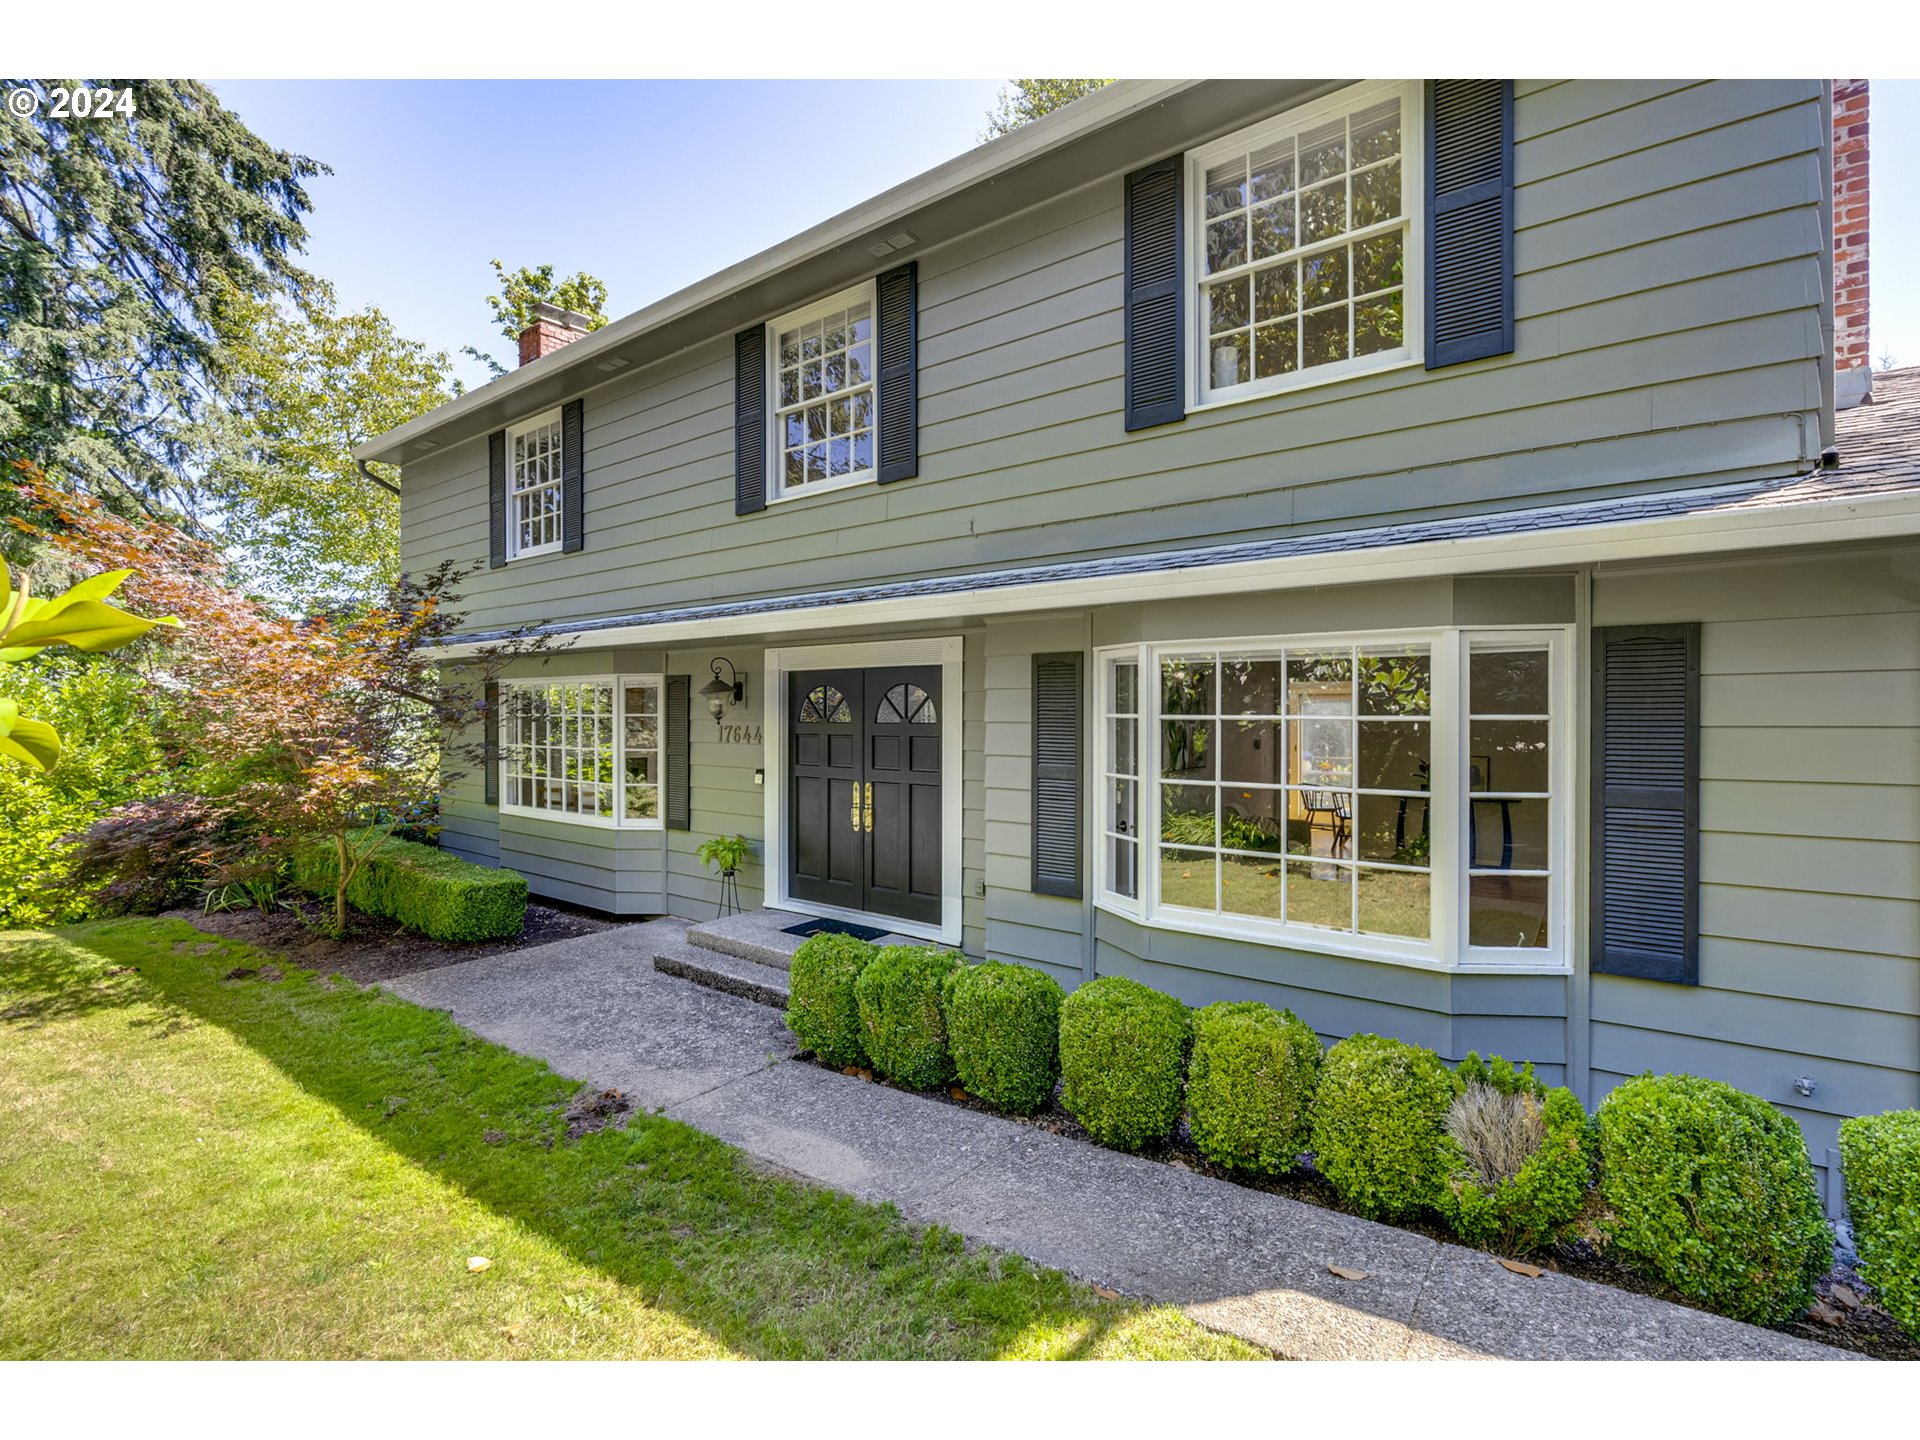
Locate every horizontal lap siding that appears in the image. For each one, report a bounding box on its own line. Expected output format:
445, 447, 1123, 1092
401, 80, 1827, 637
1592, 546, 1920, 1179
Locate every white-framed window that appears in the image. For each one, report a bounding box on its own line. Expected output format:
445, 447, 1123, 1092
1094, 627, 1569, 971
1188, 80, 1423, 408
499, 675, 663, 828
767, 281, 877, 501
505, 408, 565, 559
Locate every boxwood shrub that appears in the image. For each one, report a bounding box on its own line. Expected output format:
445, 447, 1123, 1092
1596, 1073, 1831, 1325
853, 945, 964, 1089
784, 933, 878, 1069
293, 831, 526, 941
1838, 1108, 1920, 1339
942, 961, 1064, 1115
1438, 1081, 1593, 1254
1309, 1033, 1458, 1221
1185, 1001, 1321, 1175
1058, 974, 1189, 1151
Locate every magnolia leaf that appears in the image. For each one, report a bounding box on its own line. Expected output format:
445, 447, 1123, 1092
57, 569, 137, 604
0, 700, 61, 770
2, 596, 181, 655
1326, 1264, 1371, 1281
1496, 1258, 1545, 1278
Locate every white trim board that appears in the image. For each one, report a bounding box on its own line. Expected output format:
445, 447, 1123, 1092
436, 486, 1920, 658
761, 636, 966, 947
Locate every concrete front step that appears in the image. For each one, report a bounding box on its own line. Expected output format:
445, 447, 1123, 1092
683, 909, 921, 972
651, 937, 793, 1009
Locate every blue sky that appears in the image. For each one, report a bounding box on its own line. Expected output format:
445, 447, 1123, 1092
216, 80, 1005, 390
216, 79, 1920, 391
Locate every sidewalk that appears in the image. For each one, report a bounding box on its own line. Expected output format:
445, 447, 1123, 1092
385, 918, 1849, 1362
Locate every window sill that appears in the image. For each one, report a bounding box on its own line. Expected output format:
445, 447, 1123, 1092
499, 804, 663, 832
767, 471, 877, 506
505, 544, 562, 563
1188, 352, 1423, 418
1093, 896, 1570, 976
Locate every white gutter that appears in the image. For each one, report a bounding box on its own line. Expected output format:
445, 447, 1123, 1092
435, 484, 1920, 657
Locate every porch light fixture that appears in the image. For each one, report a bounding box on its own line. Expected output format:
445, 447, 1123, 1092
701, 657, 745, 721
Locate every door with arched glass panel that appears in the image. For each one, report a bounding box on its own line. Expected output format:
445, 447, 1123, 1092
788, 665, 942, 925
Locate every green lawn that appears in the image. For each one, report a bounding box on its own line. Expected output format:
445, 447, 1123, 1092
0, 920, 1262, 1361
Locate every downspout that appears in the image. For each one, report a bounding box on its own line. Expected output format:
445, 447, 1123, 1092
355, 459, 401, 497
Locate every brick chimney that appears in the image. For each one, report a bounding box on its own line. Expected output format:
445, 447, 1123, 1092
518, 301, 594, 367
1832, 79, 1871, 408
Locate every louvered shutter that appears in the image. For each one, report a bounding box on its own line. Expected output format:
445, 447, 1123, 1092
483, 679, 500, 806
734, 326, 767, 515
487, 430, 507, 568
665, 674, 691, 831
1591, 624, 1701, 984
1425, 79, 1515, 369
1123, 156, 1185, 431
875, 261, 918, 484
1031, 653, 1084, 898
560, 397, 585, 553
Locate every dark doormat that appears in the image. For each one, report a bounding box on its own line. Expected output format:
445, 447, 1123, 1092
781, 916, 889, 942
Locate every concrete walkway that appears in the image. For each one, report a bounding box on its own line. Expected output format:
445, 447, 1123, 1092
385, 919, 1848, 1362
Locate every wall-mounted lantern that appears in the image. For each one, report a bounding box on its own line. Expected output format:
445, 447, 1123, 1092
700, 657, 746, 722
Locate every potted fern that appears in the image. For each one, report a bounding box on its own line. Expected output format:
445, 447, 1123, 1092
697, 834, 754, 917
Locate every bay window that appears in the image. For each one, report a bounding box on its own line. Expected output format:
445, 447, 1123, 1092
1095, 630, 1567, 969
499, 676, 663, 828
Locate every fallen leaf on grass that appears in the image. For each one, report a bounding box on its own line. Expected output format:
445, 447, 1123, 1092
467, 1256, 492, 1273
1497, 1258, 1545, 1278
1327, 1265, 1370, 1281
1092, 1284, 1121, 1299
501, 1322, 525, 1340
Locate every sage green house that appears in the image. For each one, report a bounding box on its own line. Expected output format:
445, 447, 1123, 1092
360, 79, 1917, 1204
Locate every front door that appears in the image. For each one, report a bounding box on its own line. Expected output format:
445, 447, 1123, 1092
789, 665, 943, 927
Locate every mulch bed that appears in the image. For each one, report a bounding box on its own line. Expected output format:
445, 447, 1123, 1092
807, 1054, 1920, 1361
169, 896, 630, 986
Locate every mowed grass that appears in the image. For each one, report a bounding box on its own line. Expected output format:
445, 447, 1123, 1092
0, 920, 1263, 1361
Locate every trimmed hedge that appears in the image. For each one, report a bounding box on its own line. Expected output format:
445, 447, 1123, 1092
943, 961, 1064, 1115
1310, 1033, 1458, 1221
1596, 1073, 1831, 1325
293, 831, 525, 941
784, 933, 878, 1069
1185, 1001, 1320, 1175
1839, 1109, 1920, 1339
1058, 975, 1189, 1151
1439, 1083, 1592, 1254
854, 945, 964, 1090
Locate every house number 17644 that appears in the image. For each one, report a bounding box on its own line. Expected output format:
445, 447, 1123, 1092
716, 723, 762, 745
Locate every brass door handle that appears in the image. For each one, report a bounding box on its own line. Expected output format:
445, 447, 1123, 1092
864, 782, 874, 833
850, 784, 862, 833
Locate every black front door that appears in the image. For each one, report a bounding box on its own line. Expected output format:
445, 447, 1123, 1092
789, 665, 942, 927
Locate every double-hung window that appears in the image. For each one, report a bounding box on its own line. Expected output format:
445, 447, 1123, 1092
499, 675, 663, 828
505, 408, 565, 559
1189, 80, 1422, 406
1095, 629, 1568, 971
767, 281, 877, 500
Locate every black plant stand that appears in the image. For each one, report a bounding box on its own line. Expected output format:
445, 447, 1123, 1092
717, 868, 741, 918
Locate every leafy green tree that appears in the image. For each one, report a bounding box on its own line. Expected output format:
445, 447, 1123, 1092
485, 259, 608, 341
0, 658, 173, 925
981, 80, 1116, 140
0, 79, 322, 523
202, 279, 461, 606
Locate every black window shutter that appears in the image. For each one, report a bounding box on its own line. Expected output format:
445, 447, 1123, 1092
482, 679, 500, 806
1591, 624, 1701, 985
665, 674, 691, 831
1031, 652, 1084, 898
1426, 79, 1515, 369
560, 398, 585, 553
488, 430, 507, 568
875, 261, 918, 484
1123, 155, 1185, 432
734, 326, 767, 515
